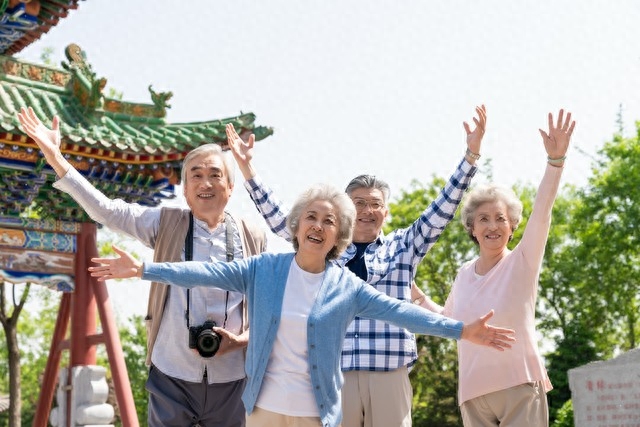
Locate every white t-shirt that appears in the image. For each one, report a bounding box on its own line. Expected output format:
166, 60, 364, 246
256, 258, 324, 416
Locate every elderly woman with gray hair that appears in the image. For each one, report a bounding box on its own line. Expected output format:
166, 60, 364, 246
89, 183, 515, 427
414, 109, 575, 426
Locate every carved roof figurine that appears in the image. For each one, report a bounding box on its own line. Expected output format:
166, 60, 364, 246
0, 43, 274, 222
149, 84, 173, 116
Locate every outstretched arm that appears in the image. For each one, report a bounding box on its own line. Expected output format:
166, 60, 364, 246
17, 107, 71, 178
356, 281, 514, 350
90, 246, 251, 355
89, 245, 249, 294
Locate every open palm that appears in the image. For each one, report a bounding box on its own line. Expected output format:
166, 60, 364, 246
17, 107, 61, 155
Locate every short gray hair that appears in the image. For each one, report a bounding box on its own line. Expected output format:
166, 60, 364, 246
344, 175, 391, 202
181, 144, 235, 185
287, 184, 356, 260
461, 184, 523, 244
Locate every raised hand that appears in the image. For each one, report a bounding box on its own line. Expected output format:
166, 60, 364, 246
88, 245, 143, 281
463, 105, 487, 163
539, 109, 575, 161
17, 107, 61, 155
226, 123, 257, 180
461, 310, 516, 351
17, 107, 70, 177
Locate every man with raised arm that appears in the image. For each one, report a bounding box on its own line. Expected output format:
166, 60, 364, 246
18, 107, 266, 427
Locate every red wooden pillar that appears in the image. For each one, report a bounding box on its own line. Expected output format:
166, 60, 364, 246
70, 223, 98, 366
85, 224, 139, 427
32, 293, 71, 427
32, 223, 139, 427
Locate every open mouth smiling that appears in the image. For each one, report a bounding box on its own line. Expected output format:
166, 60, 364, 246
308, 234, 323, 243
357, 217, 376, 222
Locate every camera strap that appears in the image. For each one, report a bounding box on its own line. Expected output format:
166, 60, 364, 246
184, 211, 233, 329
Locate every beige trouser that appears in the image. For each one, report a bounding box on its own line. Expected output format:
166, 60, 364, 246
460, 382, 549, 427
247, 406, 323, 427
341, 367, 412, 427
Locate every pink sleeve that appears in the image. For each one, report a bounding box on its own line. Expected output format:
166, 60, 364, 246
519, 164, 564, 270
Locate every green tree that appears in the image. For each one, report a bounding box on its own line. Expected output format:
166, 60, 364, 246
0, 282, 30, 427
569, 127, 640, 353
0, 286, 62, 427
551, 399, 574, 427
544, 320, 598, 420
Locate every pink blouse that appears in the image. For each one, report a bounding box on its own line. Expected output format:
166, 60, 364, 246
443, 164, 563, 405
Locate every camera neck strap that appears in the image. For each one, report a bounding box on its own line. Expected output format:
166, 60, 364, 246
184, 211, 234, 329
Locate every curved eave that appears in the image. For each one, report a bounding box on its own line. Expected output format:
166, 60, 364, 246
1, 1, 84, 56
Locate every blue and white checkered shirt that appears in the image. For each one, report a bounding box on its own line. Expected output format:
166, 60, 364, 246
243, 158, 477, 371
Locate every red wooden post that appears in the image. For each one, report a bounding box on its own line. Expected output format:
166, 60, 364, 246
32, 223, 139, 427
87, 225, 139, 427
32, 292, 71, 427
69, 223, 98, 366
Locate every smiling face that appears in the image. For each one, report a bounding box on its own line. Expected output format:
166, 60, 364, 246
183, 152, 234, 226
471, 200, 513, 253
349, 187, 388, 243
294, 199, 340, 262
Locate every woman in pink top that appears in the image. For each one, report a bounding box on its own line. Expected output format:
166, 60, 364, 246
414, 110, 575, 426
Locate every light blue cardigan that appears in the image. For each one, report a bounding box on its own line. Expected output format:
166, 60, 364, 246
143, 252, 463, 427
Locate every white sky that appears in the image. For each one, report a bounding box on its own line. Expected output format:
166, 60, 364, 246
15, 0, 640, 320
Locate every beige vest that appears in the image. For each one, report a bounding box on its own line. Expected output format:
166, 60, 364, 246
144, 207, 267, 365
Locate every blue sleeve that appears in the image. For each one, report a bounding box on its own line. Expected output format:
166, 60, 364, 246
142, 258, 253, 293
353, 276, 463, 340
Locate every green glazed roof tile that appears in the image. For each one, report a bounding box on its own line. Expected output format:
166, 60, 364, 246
0, 45, 273, 223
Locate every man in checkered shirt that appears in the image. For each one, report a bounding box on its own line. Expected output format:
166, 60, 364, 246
226, 105, 486, 427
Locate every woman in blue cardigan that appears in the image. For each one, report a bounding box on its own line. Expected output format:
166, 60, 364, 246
90, 184, 515, 427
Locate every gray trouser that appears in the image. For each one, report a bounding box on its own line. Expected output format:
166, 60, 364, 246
146, 365, 246, 427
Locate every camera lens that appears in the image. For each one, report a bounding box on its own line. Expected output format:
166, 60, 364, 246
197, 330, 220, 355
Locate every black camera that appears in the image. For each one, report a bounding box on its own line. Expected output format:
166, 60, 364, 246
188, 320, 221, 358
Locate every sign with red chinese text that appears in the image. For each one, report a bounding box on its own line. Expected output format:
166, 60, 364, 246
569, 348, 640, 427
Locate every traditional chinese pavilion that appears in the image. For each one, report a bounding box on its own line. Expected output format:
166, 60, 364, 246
0, 6, 273, 424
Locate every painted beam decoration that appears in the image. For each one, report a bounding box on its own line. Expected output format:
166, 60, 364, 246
0, 215, 80, 291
